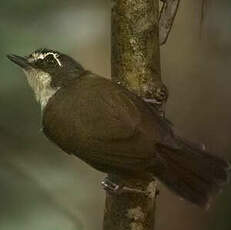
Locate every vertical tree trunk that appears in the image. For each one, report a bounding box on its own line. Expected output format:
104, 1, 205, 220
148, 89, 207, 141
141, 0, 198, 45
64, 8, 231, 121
111, 0, 163, 100
103, 0, 163, 229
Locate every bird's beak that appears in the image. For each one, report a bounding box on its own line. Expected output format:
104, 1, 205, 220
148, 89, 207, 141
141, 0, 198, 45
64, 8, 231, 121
7, 54, 30, 69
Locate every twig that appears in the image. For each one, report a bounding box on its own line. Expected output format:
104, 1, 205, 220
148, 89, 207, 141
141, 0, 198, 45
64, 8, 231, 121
159, 0, 181, 45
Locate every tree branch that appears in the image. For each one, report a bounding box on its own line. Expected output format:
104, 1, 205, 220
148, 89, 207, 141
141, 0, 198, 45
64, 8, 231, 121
103, 0, 163, 229
111, 0, 168, 110
104, 177, 158, 230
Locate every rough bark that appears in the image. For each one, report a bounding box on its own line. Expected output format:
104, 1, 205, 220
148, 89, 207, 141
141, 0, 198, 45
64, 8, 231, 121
110, 0, 168, 109
103, 0, 163, 230
104, 177, 158, 230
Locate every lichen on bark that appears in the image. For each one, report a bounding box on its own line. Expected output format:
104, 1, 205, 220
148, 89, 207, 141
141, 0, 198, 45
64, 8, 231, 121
103, 1, 164, 230
111, 0, 167, 105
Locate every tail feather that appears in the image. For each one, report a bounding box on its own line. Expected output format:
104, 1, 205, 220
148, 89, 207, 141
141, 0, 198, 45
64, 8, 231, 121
176, 137, 230, 184
151, 140, 230, 207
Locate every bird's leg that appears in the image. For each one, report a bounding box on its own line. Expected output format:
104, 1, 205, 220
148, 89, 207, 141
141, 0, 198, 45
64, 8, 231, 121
101, 176, 122, 193
143, 98, 166, 118
101, 175, 159, 196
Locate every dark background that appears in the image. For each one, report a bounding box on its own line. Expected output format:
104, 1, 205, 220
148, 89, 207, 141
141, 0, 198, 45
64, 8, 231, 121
0, 0, 231, 230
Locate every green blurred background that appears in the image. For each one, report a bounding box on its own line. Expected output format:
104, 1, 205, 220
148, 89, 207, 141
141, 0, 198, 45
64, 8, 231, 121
0, 0, 231, 230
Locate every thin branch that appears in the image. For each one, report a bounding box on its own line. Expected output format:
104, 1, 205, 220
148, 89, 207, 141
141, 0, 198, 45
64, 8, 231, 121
159, 0, 181, 45
200, 0, 209, 36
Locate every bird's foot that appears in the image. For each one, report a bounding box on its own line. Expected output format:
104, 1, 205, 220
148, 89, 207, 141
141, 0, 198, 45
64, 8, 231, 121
101, 176, 122, 194
101, 176, 156, 195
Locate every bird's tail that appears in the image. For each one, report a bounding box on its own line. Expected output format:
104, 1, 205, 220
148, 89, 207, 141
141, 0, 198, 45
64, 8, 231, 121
150, 139, 230, 208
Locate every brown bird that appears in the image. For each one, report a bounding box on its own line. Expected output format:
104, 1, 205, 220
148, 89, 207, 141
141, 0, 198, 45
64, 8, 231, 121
7, 48, 230, 207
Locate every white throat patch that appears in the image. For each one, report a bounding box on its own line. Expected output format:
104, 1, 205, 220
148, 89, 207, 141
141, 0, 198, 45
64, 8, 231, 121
29, 52, 62, 67
24, 69, 60, 110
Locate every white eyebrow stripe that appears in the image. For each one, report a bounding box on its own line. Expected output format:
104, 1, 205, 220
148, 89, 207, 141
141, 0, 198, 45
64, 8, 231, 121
32, 52, 62, 67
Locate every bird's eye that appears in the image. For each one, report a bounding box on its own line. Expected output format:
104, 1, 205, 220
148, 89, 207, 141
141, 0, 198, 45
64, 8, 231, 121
45, 55, 56, 65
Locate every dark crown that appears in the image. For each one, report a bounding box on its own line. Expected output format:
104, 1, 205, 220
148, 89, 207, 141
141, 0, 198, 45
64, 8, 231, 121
28, 48, 85, 88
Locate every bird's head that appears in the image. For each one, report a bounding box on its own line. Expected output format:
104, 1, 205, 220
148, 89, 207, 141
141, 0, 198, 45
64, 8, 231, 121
7, 48, 85, 109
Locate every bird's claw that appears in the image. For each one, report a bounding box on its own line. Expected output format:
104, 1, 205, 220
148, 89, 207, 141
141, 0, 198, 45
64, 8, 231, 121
101, 177, 123, 194
101, 176, 153, 195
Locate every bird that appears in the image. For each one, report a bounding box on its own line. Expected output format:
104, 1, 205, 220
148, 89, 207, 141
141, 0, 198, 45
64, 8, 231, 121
7, 48, 230, 207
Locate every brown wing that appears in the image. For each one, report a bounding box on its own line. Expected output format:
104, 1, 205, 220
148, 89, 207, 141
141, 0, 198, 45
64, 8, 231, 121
43, 74, 173, 173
